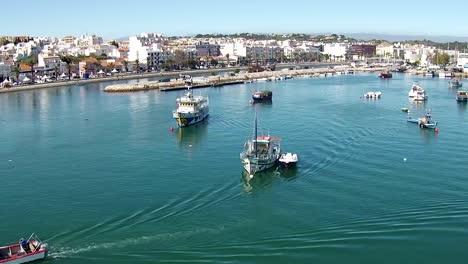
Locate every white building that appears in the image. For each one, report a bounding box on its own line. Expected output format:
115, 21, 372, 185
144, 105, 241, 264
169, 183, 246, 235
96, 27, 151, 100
457, 53, 468, 72
323, 43, 347, 59
37, 54, 62, 70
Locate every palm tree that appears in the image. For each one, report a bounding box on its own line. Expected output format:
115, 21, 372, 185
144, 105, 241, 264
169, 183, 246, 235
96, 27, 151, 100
135, 59, 140, 73
59, 55, 76, 80
22, 56, 37, 82
53, 65, 60, 79
10, 62, 21, 82
225, 53, 230, 66
122, 60, 129, 72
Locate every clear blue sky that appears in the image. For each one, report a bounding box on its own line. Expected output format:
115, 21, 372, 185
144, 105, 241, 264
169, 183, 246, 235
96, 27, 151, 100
3, 0, 468, 40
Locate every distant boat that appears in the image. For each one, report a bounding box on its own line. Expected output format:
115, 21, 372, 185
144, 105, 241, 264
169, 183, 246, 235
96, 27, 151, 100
173, 87, 209, 127
240, 114, 281, 177
0, 234, 49, 264
449, 79, 463, 88
252, 90, 272, 102
279, 153, 298, 168
407, 113, 437, 129
456, 90, 468, 102
408, 83, 427, 101
425, 70, 435, 77
401, 108, 410, 113
363, 91, 382, 99
379, 72, 392, 79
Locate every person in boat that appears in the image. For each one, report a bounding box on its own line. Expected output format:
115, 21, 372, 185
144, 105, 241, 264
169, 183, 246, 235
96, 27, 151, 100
20, 238, 29, 253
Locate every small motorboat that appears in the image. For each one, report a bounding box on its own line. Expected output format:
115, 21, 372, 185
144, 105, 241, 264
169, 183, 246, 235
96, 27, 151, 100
456, 90, 468, 102
363, 92, 382, 99
0, 234, 48, 264
407, 113, 437, 129
401, 108, 410, 113
408, 83, 427, 101
252, 90, 273, 102
379, 72, 392, 78
449, 79, 463, 88
279, 153, 298, 168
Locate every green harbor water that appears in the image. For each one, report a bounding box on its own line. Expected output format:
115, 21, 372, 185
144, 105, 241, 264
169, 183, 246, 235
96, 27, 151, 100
1, 73, 468, 263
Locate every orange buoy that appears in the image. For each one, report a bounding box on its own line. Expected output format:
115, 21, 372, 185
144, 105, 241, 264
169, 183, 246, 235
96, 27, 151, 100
435, 127, 439, 133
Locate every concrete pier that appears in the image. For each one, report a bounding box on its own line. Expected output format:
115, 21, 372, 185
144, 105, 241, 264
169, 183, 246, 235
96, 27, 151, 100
104, 67, 384, 93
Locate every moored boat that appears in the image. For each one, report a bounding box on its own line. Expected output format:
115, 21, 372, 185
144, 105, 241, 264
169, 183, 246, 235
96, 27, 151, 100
449, 79, 463, 88
0, 234, 48, 264
379, 72, 392, 78
173, 87, 209, 127
407, 113, 437, 129
279, 153, 298, 168
456, 90, 468, 102
252, 90, 272, 102
240, 114, 281, 177
363, 91, 382, 99
408, 83, 427, 101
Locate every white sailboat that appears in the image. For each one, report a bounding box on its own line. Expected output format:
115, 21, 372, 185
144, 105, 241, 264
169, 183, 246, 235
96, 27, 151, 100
240, 113, 281, 177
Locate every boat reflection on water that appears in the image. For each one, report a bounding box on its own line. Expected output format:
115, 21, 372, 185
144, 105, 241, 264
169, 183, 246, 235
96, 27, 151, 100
175, 120, 208, 151
408, 98, 426, 110
241, 164, 298, 192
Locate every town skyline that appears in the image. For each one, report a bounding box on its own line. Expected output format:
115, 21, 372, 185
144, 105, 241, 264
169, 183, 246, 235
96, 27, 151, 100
3, 0, 468, 39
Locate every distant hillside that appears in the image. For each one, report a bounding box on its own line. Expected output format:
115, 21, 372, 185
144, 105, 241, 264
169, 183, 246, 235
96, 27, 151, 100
345, 33, 468, 43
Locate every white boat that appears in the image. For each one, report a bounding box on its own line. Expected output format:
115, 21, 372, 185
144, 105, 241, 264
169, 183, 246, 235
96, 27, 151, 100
0, 234, 48, 264
456, 90, 468, 102
425, 70, 434, 77
449, 79, 463, 88
407, 113, 437, 129
173, 87, 209, 127
279, 153, 298, 168
363, 91, 382, 99
240, 114, 281, 177
408, 83, 427, 101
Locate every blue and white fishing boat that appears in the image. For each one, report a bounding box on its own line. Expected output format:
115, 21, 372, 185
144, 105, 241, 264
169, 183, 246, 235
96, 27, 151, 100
173, 87, 209, 127
240, 114, 281, 177
407, 113, 437, 129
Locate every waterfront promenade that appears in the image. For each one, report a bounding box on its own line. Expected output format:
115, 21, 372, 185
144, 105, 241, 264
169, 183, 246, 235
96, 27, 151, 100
0, 62, 344, 94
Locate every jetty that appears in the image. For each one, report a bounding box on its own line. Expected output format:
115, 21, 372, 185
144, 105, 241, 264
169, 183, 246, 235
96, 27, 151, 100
104, 67, 384, 93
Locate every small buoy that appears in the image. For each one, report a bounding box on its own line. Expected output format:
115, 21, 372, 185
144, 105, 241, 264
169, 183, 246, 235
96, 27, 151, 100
435, 128, 439, 133
403, 158, 407, 162
249, 174, 254, 179
249, 100, 253, 104
170, 127, 174, 132
8, 160, 12, 162
188, 144, 192, 147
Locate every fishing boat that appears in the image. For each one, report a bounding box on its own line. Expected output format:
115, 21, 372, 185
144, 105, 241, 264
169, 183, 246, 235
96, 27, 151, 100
449, 79, 463, 88
279, 153, 298, 168
0, 234, 48, 264
408, 83, 427, 101
240, 114, 281, 177
252, 90, 272, 102
173, 87, 209, 127
379, 71, 392, 79
407, 113, 437, 129
456, 90, 468, 102
363, 91, 382, 99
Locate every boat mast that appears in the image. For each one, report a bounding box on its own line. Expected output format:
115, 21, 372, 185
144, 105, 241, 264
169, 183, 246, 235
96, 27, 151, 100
254, 112, 258, 158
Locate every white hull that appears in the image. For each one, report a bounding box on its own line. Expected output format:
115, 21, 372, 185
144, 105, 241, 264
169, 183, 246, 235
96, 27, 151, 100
2, 251, 47, 264
242, 157, 279, 175
173, 108, 209, 127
